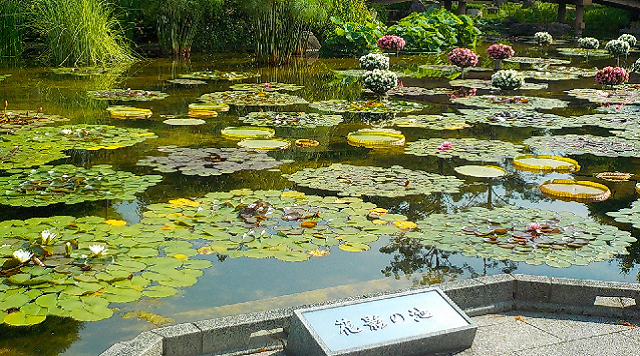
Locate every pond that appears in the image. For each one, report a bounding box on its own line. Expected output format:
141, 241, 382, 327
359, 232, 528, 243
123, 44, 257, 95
1, 42, 640, 355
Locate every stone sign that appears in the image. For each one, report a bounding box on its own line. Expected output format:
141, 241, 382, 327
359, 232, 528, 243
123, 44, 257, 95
286, 288, 476, 356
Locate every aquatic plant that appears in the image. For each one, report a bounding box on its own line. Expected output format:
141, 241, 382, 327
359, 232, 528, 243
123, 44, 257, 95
157, 0, 221, 57
361, 69, 397, 96
377, 35, 405, 52
566, 86, 640, 104
539, 179, 610, 203
237, 139, 291, 150
490, 70, 525, 90
454, 165, 507, 178
451, 95, 568, 109
457, 109, 577, 129
390, 114, 472, 130
88, 89, 169, 101
239, 111, 343, 128
310, 99, 425, 114
359, 53, 390, 71
404, 138, 525, 162
346, 128, 405, 148
0, 0, 26, 57
605, 39, 630, 65
221, 126, 275, 140
504, 57, 570, 65
524, 134, 640, 157
199, 91, 307, 107
618, 34, 637, 48
321, 18, 384, 57
0, 107, 69, 133
594, 66, 629, 86
533, 31, 552, 45
179, 71, 260, 81
450, 79, 545, 90
229, 83, 304, 92
578, 37, 600, 50
512, 155, 580, 173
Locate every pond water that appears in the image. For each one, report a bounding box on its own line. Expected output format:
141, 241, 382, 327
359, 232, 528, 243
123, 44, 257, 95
1, 42, 640, 355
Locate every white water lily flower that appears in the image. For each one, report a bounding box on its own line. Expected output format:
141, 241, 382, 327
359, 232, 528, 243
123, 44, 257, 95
89, 244, 108, 257
59, 129, 73, 135
40, 229, 57, 245
12, 249, 33, 263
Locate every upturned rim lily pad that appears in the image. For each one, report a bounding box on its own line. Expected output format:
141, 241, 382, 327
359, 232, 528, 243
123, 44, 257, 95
454, 165, 507, 178
405, 138, 525, 163
513, 155, 580, 173
451, 95, 568, 109
295, 139, 320, 148
347, 129, 405, 148
524, 134, 640, 157
199, 91, 308, 107
163, 118, 206, 126
390, 114, 472, 130
107, 106, 153, 120
188, 103, 230, 112
88, 89, 169, 101
539, 179, 611, 202
237, 138, 290, 150
221, 126, 275, 140
596, 172, 632, 181
239, 111, 343, 128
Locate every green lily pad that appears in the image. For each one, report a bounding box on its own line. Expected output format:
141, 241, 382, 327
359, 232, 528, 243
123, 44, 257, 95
199, 91, 307, 107
454, 165, 507, 178
540, 179, 611, 202
284, 163, 464, 197
513, 155, 580, 173
523, 134, 640, 157
188, 103, 230, 112
136, 146, 287, 176
166, 79, 207, 85
107, 106, 153, 120
179, 71, 260, 81
0, 109, 70, 133
0, 164, 162, 207
88, 89, 169, 101
556, 48, 610, 58
570, 113, 640, 129
347, 129, 405, 148
504, 57, 571, 65
4, 311, 46, 326
405, 138, 525, 162
163, 118, 206, 126
451, 95, 568, 109
310, 99, 427, 114
239, 111, 343, 128
390, 114, 472, 130
364, 86, 452, 97
449, 79, 547, 90
457, 109, 579, 129
566, 85, 640, 104
0, 74, 11, 81
607, 200, 640, 230
221, 126, 275, 140
229, 83, 304, 92
237, 139, 290, 150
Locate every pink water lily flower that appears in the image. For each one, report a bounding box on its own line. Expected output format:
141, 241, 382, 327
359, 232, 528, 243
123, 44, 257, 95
436, 141, 453, 151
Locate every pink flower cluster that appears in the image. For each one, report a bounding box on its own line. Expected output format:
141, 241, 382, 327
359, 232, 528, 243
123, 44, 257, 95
486, 44, 515, 60
436, 141, 453, 151
377, 35, 406, 51
594, 66, 629, 86
448, 48, 479, 68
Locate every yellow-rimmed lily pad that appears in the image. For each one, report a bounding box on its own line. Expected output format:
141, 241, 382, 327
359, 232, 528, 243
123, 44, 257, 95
513, 155, 580, 173
107, 106, 153, 120
179, 70, 260, 81
221, 126, 275, 140
163, 118, 206, 126
540, 179, 610, 202
596, 172, 632, 181
454, 165, 507, 178
347, 129, 405, 148
237, 139, 290, 150
166, 79, 207, 85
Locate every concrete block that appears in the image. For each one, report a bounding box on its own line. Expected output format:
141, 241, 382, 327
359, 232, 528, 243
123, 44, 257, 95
100, 342, 129, 356
549, 277, 640, 308
126, 331, 163, 356
513, 274, 551, 303
475, 274, 516, 304
440, 278, 487, 310
152, 323, 202, 356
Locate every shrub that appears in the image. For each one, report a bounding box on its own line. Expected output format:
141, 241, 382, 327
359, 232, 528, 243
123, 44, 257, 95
578, 37, 599, 50
448, 47, 478, 68
320, 17, 385, 57
491, 69, 524, 90
361, 69, 397, 95
377, 35, 405, 52
359, 53, 389, 70
605, 39, 630, 57
595, 66, 628, 86
618, 34, 637, 48
533, 32, 552, 45
486, 43, 514, 60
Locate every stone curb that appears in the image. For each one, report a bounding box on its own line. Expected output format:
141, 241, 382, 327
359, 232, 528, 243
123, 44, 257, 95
100, 274, 640, 356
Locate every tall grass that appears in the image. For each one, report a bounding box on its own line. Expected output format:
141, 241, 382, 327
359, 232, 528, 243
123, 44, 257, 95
157, 0, 215, 56
31, 0, 135, 66
0, 0, 27, 58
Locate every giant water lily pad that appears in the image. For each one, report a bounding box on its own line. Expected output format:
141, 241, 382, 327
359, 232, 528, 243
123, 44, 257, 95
284, 164, 463, 197
310, 100, 426, 114
239, 112, 343, 128
405, 138, 525, 162
0, 215, 212, 326
179, 71, 260, 81
199, 91, 307, 107
449, 79, 548, 90
566, 86, 640, 104
107, 106, 153, 120
451, 95, 568, 109
221, 126, 275, 140
142, 189, 415, 261
406, 206, 634, 267
457, 109, 579, 129
347, 129, 405, 148
454, 165, 507, 178
88, 89, 169, 101
524, 134, 640, 157
0, 164, 162, 207
238, 139, 290, 150
513, 155, 580, 173
504, 57, 571, 65
607, 200, 640, 229
556, 48, 610, 58
540, 179, 610, 202
163, 118, 206, 126
0, 109, 69, 132
136, 146, 287, 176
229, 83, 304, 92
390, 114, 472, 130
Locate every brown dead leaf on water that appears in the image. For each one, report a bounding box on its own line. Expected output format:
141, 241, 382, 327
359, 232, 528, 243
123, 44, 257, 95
491, 314, 506, 318
514, 315, 526, 322
618, 321, 638, 328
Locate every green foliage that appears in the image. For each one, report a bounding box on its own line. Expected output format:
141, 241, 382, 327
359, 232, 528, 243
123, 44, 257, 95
387, 8, 480, 53
0, 0, 28, 58
157, 0, 221, 56
31, 0, 135, 65
496, 2, 558, 23
582, 5, 631, 33
195, 0, 253, 52
320, 17, 385, 57
325, 0, 371, 23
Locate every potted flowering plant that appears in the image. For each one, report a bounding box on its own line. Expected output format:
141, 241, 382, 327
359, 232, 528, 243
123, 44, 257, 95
359, 53, 390, 70
534, 32, 553, 46
618, 34, 637, 48
486, 43, 515, 70
377, 35, 405, 55
594, 66, 629, 87
362, 69, 398, 97
448, 47, 478, 79
578, 37, 599, 61
605, 40, 630, 66
491, 69, 525, 90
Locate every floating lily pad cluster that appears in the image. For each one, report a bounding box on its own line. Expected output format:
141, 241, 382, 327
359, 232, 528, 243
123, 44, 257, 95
569, 113, 640, 129
504, 57, 571, 65
524, 134, 640, 157
457, 109, 577, 129
199, 91, 307, 107
0, 109, 69, 132
390, 114, 472, 130
333, 69, 407, 78
405, 138, 525, 162
566, 86, 640, 104
365, 86, 452, 97
452, 95, 568, 109
310, 100, 426, 114
404, 206, 635, 268
229, 83, 303, 92
0, 216, 212, 326
520, 70, 580, 81
239, 111, 343, 128
284, 164, 463, 197
52, 67, 125, 76
556, 48, 610, 58
449, 79, 548, 90
610, 127, 640, 141
179, 71, 260, 81
142, 189, 415, 259
88, 89, 169, 101
136, 147, 287, 176
166, 79, 207, 85
607, 201, 640, 229
596, 104, 640, 114
0, 164, 162, 207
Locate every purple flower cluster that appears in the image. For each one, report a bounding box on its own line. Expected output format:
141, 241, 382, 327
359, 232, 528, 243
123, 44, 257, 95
485, 44, 515, 60
448, 48, 479, 68
377, 35, 406, 51
594, 66, 629, 86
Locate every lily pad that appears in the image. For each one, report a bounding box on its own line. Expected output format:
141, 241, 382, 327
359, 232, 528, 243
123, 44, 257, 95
566, 85, 640, 104
504, 57, 571, 65
239, 111, 343, 128
513, 155, 580, 173
166, 79, 207, 85
310, 99, 426, 114
221, 126, 275, 140
457, 109, 579, 129
520, 70, 580, 81
0, 74, 11, 81
229, 83, 304, 92
0, 109, 70, 132
179, 71, 260, 81
568, 113, 640, 129
137, 146, 287, 176
451, 95, 568, 109
523, 134, 640, 157
454, 165, 507, 178
237, 139, 290, 150
295, 139, 319, 148
607, 200, 640, 229
596, 104, 640, 114
107, 106, 153, 120
390, 114, 472, 130
596, 172, 632, 181
333, 69, 408, 78
163, 118, 206, 126
347, 129, 405, 148
449, 79, 548, 90
405, 138, 525, 163
199, 91, 307, 107
408, 206, 634, 267
556, 48, 610, 58
284, 163, 464, 197
0, 164, 162, 207
364, 86, 452, 97
88, 89, 169, 101
188, 103, 230, 112
540, 179, 611, 202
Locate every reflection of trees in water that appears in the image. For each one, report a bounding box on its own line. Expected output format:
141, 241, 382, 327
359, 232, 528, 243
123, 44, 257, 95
0, 316, 81, 356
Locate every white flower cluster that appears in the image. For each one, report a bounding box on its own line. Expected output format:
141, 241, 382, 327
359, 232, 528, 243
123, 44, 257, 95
359, 53, 390, 71
631, 58, 640, 73
618, 34, 637, 48
534, 32, 552, 45
491, 69, 525, 90
578, 37, 599, 50
362, 69, 397, 95
605, 39, 630, 56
